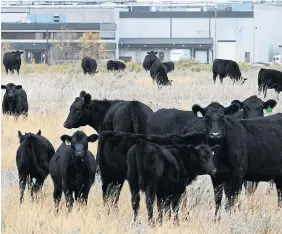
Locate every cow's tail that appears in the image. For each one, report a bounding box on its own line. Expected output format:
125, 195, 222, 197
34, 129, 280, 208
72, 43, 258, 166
135, 140, 146, 191
26, 135, 47, 179
130, 101, 149, 134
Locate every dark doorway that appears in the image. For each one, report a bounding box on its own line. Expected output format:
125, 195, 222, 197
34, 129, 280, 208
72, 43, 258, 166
159, 52, 164, 61
34, 52, 42, 64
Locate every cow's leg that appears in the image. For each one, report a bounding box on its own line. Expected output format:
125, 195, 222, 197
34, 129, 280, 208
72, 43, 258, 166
19, 174, 27, 204
145, 184, 156, 226
5, 66, 8, 75
219, 76, 224, 84
211, 176, 224, 220
224, 173, 243, 213
157, 197, 164, 225
65, 190, 74, 212
16, 69, 20, 75
80, 184, 91, 206
128, 179, 140, 222
274, 177, 282, 208
103, 180, 124, 211
266, 180, 275, 194
213, 72, 217, 83
245, 181, 259, 195
53, 185, 62, 213
172, 194, 181, 226
31, 179, 43, 201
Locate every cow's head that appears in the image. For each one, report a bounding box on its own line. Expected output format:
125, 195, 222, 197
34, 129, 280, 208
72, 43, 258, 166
192, 102, 240, 142
12, 50, 23, 61
61, 131, 99, 161
186, 144, 220, 177
231, 95, 277, 119
1, 83, 22, 99
64, 91, 92, 129
146, 51, 158, 62
18, 130, 41, 143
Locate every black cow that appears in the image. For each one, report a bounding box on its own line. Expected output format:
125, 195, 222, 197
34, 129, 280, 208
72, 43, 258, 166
127, 138, 219, 225
81, 56, 98, 75
96, 130, 207, 211
258, 68, 282, 99
212, 59, 247, 84
143, 51, 172, 86
231, 95, 277, 120
146, 108, 199, 135
231, 95, 277, 194
191, 102, 282, 217
107, 60, 126, 72
1, 83, 28, 117
17, 130, 55, 204
162, 61, 175, 73
143, 51, 158, 71
3, 50, 23, 75
49, 131, 98, 212
63, 91, 153, 208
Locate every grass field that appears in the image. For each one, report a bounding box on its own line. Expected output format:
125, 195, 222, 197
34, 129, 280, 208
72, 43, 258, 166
1, 68, 282, 234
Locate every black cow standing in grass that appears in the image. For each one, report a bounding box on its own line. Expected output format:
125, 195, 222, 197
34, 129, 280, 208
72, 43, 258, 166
96, 130, 207, 212
127, 138, 219, 225
1, 83, 28, 117
258, 68, 282, 99
231, 95, 277, 195
3, 50, 23, 75
212, 59, 247, 84
49, 131, 98, 212
81, 56, 98, 75
63, 91, 153, 209
191, 102, 282, 217
107, 60, 126, 72
17, 130, 55, 204
162, 61, 175, 73
143, 51, 172, 86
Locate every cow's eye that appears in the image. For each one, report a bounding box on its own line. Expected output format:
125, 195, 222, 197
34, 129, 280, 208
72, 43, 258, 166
220, 116, 224, 120
75, 110, 82, 114
205, 116, 210, 121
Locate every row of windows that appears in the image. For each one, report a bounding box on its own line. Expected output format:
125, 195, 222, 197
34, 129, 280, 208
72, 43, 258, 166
1, 32, 113, 40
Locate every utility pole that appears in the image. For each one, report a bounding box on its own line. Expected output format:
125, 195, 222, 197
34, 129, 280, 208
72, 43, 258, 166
214, 5, 218, 59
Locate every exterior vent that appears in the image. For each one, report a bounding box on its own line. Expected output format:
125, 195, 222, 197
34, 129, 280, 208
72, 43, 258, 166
53, 14, 60, 23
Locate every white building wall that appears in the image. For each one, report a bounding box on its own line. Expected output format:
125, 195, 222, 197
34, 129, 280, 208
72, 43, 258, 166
210, 17, 253, 62
254, 5, 282, 62
119, 18, 170, 38
172, 18, 209, 38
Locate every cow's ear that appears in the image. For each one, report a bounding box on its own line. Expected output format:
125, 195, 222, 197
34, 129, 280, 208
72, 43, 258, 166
15, 85, 22, 90
61, 135, 72, 145
231, 100, 243, 109
147, 52, 150, 54
88, 134, 99, 143
186, 145, 198, 155
154, 52, 158, 54
12, 51, 15, 54
192, 104, 206, 117
80, 90, 87, 98
224, 103, 240, 115
37, 130, 41, 135
210, 145, 220, 156
263, 99, 277, 109
20, 51, 24, 54
83, 94, 91, 106
1, 85, 6, 89
18, 131, 23, 138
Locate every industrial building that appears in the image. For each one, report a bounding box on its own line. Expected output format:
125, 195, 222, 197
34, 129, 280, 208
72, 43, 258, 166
1, 1, 282, 64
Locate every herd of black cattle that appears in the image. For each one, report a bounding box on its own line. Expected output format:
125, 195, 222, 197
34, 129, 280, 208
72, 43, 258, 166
2, 49, 282, 226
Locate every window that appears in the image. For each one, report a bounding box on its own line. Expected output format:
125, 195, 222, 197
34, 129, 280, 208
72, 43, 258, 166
1, 32, 36, 40
245, 52, 250, 63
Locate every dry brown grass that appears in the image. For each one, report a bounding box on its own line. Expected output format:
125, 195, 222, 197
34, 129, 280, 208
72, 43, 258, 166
2, 70, 282, 233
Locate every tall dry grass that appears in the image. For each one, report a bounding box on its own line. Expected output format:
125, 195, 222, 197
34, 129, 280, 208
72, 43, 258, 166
1, 70, 282, 233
